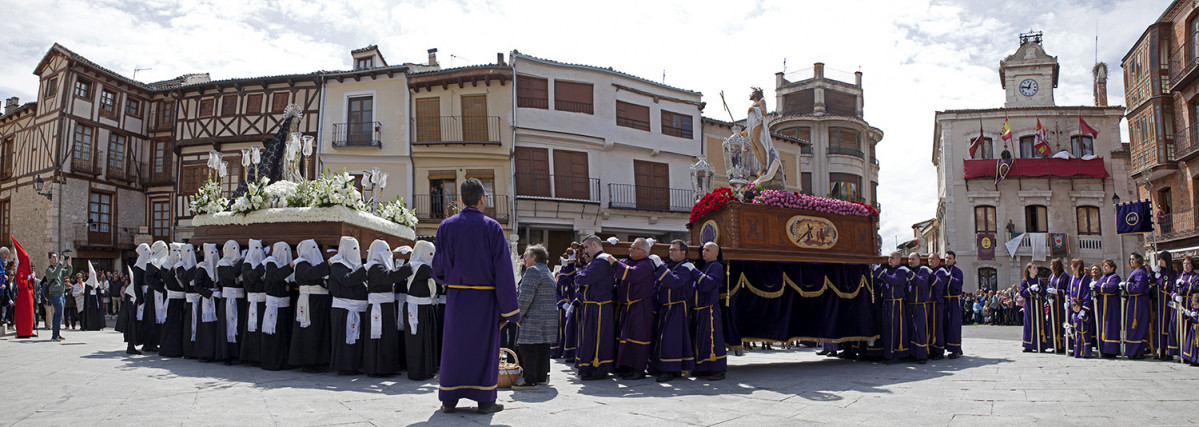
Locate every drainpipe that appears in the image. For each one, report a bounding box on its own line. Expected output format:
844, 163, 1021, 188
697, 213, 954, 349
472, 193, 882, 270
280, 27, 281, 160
316, 75, 326, 173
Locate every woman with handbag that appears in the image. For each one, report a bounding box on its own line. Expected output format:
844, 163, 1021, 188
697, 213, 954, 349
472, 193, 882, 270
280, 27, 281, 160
512, 245, 557, 390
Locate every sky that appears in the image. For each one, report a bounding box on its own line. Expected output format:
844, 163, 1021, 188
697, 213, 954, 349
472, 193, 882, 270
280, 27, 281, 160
0, 0, 1168, 249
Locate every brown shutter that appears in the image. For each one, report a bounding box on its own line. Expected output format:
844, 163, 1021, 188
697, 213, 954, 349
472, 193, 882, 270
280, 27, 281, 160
555, 150, 589, 199
515, 147, 550, 197
634, 160, 668, 210
461, 95, 488, 142
415, 97, 440, 142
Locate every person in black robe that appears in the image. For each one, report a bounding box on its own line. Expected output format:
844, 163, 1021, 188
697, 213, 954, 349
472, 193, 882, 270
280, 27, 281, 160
159, 243, 187, 357
216, 240, 244, 364
239, 240, 267, 365
194, 243, 223, 362
401, 241, 439, 381
141, 241, 168, 352
328, 236, 368, 375
260, 241, 294, 371
362, 239, 404, 377
122, 244, 150, 355
177, 244, 200, 359
81, 266, 106, 331
290, 239, 331, 372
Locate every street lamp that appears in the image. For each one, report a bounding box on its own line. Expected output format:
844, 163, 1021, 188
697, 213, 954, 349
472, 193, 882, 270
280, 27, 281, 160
689, 156, 714, 201
33, 175, 53, 200
1112, 192, 1120, 205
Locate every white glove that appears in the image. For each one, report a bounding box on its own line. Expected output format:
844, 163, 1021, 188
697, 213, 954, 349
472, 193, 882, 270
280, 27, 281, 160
566, 252, 577, 262
1190, 310, 1198, 319
1178, 278, 1186, 286
682, 262, 696, 272
646, 238, 656, 247
648, 254, 663, 269
1030, 285, 1039, 292
263, 246, 270, 255
596, 253, 612, 262
1046, 287, 1056, 294
1118, 282, 1127, 291
565, 304, 574, 319
395, 246, 413, 255
1089, 282, 1097, 291
560, 257, 570, 266
1176, 295, 1184, 303
606, 237, 619, 245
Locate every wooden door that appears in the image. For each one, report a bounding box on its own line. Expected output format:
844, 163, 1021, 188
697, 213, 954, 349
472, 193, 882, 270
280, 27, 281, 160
88, 191, 113, 245
547, 230, 574, 267
634, 160, 669, 210
415, 98, 440, 142
514, 147, 550, 197
554, 150, 589, 200
461, 95, 488, 142
347, 96, 373, 144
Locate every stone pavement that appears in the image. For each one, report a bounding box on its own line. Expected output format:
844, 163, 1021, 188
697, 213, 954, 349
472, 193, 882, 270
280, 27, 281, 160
2, 324, 1198, 426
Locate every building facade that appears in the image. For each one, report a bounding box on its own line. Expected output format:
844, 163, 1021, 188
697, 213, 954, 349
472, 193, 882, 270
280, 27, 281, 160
1124, 1, 1199, 259
932, 34, 1136, 292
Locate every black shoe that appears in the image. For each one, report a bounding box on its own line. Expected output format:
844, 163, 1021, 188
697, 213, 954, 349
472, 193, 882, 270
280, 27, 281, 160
655, 373, 674, 382
706, 372, 725, 381
948, 353, 961, 359
511, 381, 538, 390
440, 400, 458, 414
930, 355, 944, 360
1022, 349, 1033, 353
816, 349, 831, 356
126, 348, 142, 355
337, 370, 358, 375
917, 359, 927, 364
581, 373, 607, 381
1101, 353, 1116, 359
624, 371, 646, 380
477, 402, 504, 414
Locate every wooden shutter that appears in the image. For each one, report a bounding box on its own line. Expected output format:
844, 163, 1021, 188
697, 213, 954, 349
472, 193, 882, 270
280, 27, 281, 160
517, 76, 548, 108
554, 81, 593, 114
554, 150, 590, 199
415, 97, 440, 142
514, 147, 550, 197
271, 92, 289, 113
221, 95, 238, 116
461, 95, 488, 142
616, 101, 650, 131
245, 94, 263, 113
633, 160, 668, 210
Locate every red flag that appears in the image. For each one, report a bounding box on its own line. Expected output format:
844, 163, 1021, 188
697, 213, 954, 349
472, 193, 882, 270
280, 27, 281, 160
1034, 119, 1050, 156
968, 122, 986, 157
1079, 116, 1099, 138
1001, 117, 1012, 141
12, 236, 35, 337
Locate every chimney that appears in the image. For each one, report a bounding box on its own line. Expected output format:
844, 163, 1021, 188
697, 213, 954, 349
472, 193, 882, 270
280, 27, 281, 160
1093, 62, 1108, 107
497, 53, 505, 66
854, 71, 863, 87
4, 97, 18, 115
813, 62, 824, 79
428, 48, 439, 67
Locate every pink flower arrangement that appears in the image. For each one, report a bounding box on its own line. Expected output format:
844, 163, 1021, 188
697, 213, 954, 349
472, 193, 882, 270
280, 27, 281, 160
751, 189, 875, 217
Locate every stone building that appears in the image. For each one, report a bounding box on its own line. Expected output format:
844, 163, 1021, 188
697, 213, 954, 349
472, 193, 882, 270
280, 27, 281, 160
932, 33, 1136, 292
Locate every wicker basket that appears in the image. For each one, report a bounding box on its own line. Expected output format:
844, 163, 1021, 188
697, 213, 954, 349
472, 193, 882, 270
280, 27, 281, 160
497, 347, 523, 389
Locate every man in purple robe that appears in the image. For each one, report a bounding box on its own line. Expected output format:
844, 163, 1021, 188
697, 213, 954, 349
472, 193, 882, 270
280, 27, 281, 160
1122, 253, 1152, 359
943, 251, 964, 358
573, 235, 617, 380
906, 252, 931, 364
433, 178, 520, 414
1065, 258, 1093, 358
606, 238, 654, 380
1154, 251, 1178, 361
1091, 259, 1122, 358
872, 252, 909, 363
927, 254, 948, 360
652, 240, 695, 382
552, 246, 578, 359
692, 242, 726, 380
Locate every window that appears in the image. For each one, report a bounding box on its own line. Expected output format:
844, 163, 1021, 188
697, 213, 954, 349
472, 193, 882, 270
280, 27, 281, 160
1018, 135, 1042, 159
1, 137, 13, 178
829, 172, 862, 201
245, 94, 263, 113
1070, 135, 1094, 158
978, 267, 997, 292
1190, 16, 1199, 62
554, 149, 591, 199
554, 81, 593, 114
151, 200, 170, 241
829, 127, 861, 156
356, 57, 374, 69
99, 89, 117, 119
72, 124, 95, 171
151, 140, 170, 177
661, 110, 693, 138
74, 78, 92, 99
221, 95, 238, 116
974, 205, 997, 233
158, 101, 174, 128
107, 134, 126, 175
1025, 205, 1048, 233
633, 160, 669, 210
778, 126, 811, 141
88, 191, 113, 244
198, 98, 214, 117
180, 164, 211, 195
461, 95, 489, 142
1076, 206, 1101, 236
347, 95, 374, 145
616, 101, 650, 131
971, 137, 994, 160
271, 92, 289, 113
45, 77, 58, 99
801, 172, 812, 195
414, 97, 440, 143
514, 146, 550, 197
516, 75, 548, 109
871, 181, 878, 206
220, 156, 242, 197
466, 170, 496, 209
429, 171, 456, 219
0, 199, 9, 245
125, 98, 140, 117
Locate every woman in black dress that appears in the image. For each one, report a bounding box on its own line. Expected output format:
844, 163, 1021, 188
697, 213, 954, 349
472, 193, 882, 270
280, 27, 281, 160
141, 241, 168, 352
362, 239, 404, 377
260, 241, 294, 371
121, 244, 149, 354
194, 243, 222, 362
81, 267, 106, 331
239, 240, 267, 365
216, 240, 243, 364
159, 243, 186, 357
177, 244, 200, 358
328, 236, 368, 375
290, 239, 331, 372
401, 240, 439, 381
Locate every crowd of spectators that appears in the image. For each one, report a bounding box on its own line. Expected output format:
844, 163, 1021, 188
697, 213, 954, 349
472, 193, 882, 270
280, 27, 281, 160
961, 285, 1025, 326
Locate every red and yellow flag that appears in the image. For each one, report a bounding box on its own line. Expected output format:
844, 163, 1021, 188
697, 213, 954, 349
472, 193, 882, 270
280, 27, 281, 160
1001, 118, 1012, 141
1034, 119, 1050, 156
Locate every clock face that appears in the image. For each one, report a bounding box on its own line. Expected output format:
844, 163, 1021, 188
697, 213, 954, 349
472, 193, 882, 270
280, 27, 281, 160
1019, 79, 1038, 96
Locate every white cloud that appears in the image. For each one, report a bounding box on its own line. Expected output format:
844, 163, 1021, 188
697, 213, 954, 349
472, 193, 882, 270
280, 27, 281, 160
0, 0, 1167, 252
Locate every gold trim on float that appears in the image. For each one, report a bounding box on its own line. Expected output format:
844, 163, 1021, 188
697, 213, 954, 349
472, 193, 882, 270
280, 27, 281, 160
728, 272, 874, 301
738, 335, 881, 344
439, 384, 498, 391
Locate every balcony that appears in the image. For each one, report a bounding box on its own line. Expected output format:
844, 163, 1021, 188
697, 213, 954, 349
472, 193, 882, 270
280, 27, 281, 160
607, 183, 695, 213
1169, 44, 1199, 92
72, 157, 98, 175
412, 116, 501, 145
828, 146, 864, 159
1077, 235, 1103, 252
514, 173, 601, 203
137, 162, 174, 186
1149, 207, 1199, 245
963, 158, 1109, 180
870, 156, 879, 166
801, 145, 813, 155
332, 122, 382, 148
1177, 125, 1199, 161
412, 194, 509, 223
73, 224, 136, 250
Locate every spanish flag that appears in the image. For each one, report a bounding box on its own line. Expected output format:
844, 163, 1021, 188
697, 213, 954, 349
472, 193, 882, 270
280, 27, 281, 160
1001, 118, 1012, 141
1034, 118, 1050, 156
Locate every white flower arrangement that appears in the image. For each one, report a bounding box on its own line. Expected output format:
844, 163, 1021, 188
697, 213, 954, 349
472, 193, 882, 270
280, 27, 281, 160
291, 169, 366, 210
378, 197, 419, 228
264, 180, 298, 208
231, 177, 269, 214
189, 179, 228, 215
191, 205, 416, 241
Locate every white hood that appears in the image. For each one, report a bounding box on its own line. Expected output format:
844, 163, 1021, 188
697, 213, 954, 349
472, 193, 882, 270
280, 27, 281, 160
329, 236, 362, 270
219, 240, 241, 267
364, 239, 394, 271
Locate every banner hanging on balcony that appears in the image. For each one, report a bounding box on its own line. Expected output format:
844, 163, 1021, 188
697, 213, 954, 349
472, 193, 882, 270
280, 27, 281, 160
1115, 200, 1154, 234
1005, 232, 1025, 259
977, 233, 995, 261
723, 261, 880, 345
1050, 233, 1068, 257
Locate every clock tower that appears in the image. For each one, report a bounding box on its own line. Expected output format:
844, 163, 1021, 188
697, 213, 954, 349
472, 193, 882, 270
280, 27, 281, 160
1000, 31, 1059, 108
